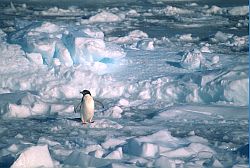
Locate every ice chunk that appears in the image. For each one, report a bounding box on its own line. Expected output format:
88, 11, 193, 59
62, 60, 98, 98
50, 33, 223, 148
50, 104, 74, 113
206, 5, 223, 15
29, 22, 60, 34
154, 156, 172, 168
4, 104, 31, 118
118, 98, 130, 107
29, 39, 56, 65
36, 6, 85, 16
26, 53, 43, 65
38, 137, 60, 147
15, 133, 24, 139
139, 89, 151, 100
123, 130, 188, 157
89, 119, 123, 129
17, 92, 38, 106
224, 78, 249, 105
179, 34, 192, 41
228, 6, 249, 16
54, 41, 73, 67
163, 5, 193, 15
105, 163, 137, 168
103, 106, 123, 118
83, 28, 104, 39
212, 31, 233, 43
89, 149, 104, 158
212, 159, 223, 167
64, 150, 110, 167
127, 9, 140, 17
180, 49, 205, 70
31, 101, 50, 115
186, 135, 209, 144
7, 144, 19, 153
228, 35, 248, 51
211, 56, 220, 64
89, 11, 124, 23
124, 138, 159, 157
65, 35, 125, 64
101, 138, 126, 149
136, 40, 154, 50
178, 34, 199, 42
105, 147, 123, 159
162, 143, 214, 159
200, 46, 211, 53
11, 145, 54, 168
107, 30, 148, 45
129, 30, 148, 39
83, 144, 103, 154
0, 29, 7, 41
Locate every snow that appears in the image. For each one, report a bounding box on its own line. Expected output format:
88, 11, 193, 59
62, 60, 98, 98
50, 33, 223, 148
0, 1, 248, 168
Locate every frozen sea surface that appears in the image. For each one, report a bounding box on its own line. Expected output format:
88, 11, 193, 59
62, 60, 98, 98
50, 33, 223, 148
0, 0, 248, 167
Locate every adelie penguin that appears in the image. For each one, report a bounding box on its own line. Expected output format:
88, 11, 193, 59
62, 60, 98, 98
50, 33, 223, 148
76, 90, 104, 124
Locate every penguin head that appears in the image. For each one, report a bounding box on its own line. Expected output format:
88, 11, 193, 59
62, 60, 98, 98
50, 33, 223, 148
80, 90, 91, 97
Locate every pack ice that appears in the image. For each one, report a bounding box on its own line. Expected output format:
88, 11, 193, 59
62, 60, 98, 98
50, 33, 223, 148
0, 1, 248, 168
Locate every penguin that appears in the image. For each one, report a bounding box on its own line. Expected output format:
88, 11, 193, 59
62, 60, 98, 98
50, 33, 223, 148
79, 90, 95, 124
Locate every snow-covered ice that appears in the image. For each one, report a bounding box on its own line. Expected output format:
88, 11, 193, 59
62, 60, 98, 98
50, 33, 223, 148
0, 0, 248, 167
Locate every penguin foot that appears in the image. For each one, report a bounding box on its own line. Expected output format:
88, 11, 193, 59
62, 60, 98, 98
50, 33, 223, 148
82, 121, 87, 124
89, 120, 95, 123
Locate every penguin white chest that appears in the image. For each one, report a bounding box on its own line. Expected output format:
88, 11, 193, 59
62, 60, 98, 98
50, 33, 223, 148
81, 94, 94, 122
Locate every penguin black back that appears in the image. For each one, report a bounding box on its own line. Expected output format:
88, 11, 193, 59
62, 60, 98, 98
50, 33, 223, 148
80, 90, 91, 97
